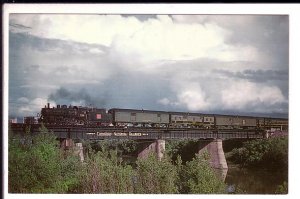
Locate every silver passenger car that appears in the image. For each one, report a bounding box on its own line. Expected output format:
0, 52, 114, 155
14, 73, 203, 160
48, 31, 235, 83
108, 108, 170, 126
215, 115, 256, 129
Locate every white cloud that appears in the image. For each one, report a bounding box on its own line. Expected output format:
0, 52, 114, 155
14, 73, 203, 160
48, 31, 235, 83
89, 48, 105, 54
171, 15, 256, 29
111, 15, 230, 63
177, 89, 210, 111
157, 98, 180, 107
17, 97, 29, 103
157, 98, 171, 106
10, 14, 141, 47
157, 68, 287, 113
221, 80, 286, 110
17, 97, 56, 116
160, 80, 211, 112
10, 14, 264, 65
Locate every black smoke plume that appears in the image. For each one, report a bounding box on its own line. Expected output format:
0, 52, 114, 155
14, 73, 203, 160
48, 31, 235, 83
48, 87, 106, 107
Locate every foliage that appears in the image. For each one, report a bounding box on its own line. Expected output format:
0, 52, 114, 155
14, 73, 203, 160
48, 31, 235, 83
9, 125, 81, 193
178, 154, 226, 194
9, 128, 227, 194
229, 137, 288, 170
275, 181, 288, 194
59, 149, 82, 193
135, 153, 179, 194
77, 149, 134, 193
165, 139, 199, 164
90, 139, 137, 155
222, 139, 247, 153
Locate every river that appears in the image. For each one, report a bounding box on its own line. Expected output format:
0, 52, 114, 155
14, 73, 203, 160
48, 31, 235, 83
225, 161, 288, 194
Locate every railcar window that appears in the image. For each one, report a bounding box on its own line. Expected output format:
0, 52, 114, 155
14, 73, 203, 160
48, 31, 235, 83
131, 113, 136, 116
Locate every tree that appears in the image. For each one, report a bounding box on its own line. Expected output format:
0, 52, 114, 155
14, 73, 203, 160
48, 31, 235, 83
229, 137, 288, 171
165, 139, 199, 164
135, 153, 179, 194
77, 149, 134, 193
179, 154, 226, 194
9, 125, 81, 193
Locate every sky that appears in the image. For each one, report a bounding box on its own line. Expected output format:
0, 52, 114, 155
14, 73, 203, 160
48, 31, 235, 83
8, 14, 289, 118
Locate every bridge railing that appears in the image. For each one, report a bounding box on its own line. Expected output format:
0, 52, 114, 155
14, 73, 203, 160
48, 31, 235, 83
9, 124, 264, 140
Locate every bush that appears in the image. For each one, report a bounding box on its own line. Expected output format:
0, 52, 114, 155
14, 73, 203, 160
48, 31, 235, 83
77, 149, 134, 193
275, 181, 288, 194
9, 127, 228, 194
89, 139, 137, 155
230, 137, 288, 171
9, 125, 81, 193
179, 154, 226, 194
135, 153, 179, 194
165, 139, 199, 164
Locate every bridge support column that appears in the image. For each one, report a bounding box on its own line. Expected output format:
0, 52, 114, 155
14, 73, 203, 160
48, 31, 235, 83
60, 138, 74, 149
60, 138, 84, 162
263, 130, 270, 139
137, 139, 165, 160
198, 139, 228, 181
74, 143, 84, 162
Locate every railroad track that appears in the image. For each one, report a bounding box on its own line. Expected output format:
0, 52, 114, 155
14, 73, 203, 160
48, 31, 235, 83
9, 123, 264, 140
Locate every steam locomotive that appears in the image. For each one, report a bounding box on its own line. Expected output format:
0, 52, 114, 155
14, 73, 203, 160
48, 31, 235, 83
38, 103, 288, 131
39, 103, 112, 126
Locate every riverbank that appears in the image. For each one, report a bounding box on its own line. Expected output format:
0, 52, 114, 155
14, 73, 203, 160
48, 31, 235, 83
225, 154, 288, 194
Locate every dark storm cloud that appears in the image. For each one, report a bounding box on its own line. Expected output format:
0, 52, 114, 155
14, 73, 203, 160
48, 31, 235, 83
9, 31, 111, 116
10, 22, 32, 30
9, 31, 174, 115
224, 15, 289, 70
99, 71, 173, 110
214, 69, 288, 82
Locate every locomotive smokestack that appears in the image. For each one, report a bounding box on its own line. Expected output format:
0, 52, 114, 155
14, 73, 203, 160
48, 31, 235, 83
47, 103, 50, 108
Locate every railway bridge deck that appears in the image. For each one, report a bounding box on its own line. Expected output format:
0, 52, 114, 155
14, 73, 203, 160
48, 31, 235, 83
10, 124, 264, 140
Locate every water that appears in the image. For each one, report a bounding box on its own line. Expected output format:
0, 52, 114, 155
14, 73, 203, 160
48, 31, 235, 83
225, 163, 288, 194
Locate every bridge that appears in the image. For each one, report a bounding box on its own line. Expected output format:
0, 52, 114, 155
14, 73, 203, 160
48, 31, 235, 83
9, 123, 275, 181
10, 124, 264, 140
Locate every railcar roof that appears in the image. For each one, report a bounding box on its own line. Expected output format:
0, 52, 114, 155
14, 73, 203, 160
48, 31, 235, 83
109, 108, 170, 114
108, 108, 288, 120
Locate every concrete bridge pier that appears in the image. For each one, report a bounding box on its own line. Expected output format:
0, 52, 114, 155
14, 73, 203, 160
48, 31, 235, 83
74, 143, 84, 162
198, 139, 228, 181
137, 139, 165, 160
60, 138, 84, 162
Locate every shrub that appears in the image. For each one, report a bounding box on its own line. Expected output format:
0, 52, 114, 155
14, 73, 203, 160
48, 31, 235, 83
9, 125, 81, 193
78, 149, 134, 193
179, 154, 226, 194
275, 181, 288, 194
230, 137, 288, 171
135, 153, 179, 194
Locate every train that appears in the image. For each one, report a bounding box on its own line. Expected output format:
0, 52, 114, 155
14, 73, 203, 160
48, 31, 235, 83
38, 103, 112, 126
37, 103, 288, 131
